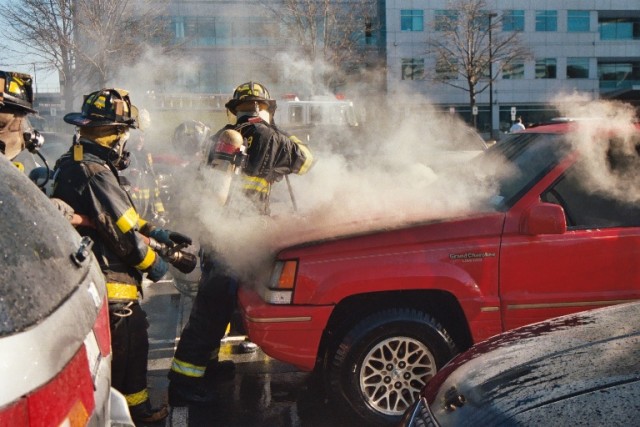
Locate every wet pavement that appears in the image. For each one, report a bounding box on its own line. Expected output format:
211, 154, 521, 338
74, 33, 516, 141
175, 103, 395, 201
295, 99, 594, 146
140, 277, 361, 427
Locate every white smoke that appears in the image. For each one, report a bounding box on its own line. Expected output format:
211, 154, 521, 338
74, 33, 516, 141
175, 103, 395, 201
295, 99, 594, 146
551, 92, 640, 204
107, 46, 639, 284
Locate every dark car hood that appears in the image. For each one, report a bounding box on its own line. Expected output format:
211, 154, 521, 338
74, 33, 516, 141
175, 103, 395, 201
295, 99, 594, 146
424, 302, 640, 426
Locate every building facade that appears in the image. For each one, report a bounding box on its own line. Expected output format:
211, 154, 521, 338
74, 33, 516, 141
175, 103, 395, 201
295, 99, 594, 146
33, 1, 639, 136
386, 0, 640, 134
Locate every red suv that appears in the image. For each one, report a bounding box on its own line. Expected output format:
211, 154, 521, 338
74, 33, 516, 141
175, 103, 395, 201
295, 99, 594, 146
238, 120, 640, 425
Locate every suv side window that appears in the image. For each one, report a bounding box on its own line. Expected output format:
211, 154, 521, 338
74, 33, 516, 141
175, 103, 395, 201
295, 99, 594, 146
542, 165, 640, 230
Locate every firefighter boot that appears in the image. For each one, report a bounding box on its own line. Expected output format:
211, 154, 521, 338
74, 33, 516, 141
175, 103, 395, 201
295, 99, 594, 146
129, 400, 169, 424
168, 371, 219, 406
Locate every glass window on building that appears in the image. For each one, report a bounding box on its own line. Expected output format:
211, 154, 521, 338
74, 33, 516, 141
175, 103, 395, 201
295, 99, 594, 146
435, 57, 457, 80
216, 19, 231, 45
173, 16, 185, 39
567, 58, 589, 79
503, 60, 525, 79
598, 61, 640, 89
568, 10, 590, 32
599, 17, 640, 40
435, 10, 458, 31
502, 10, 525, 32
401, 58, 425, 80
197, 17, 216, 46
401, 10, 424, 32
536, 58, 557, 78
536, 10, 557, 32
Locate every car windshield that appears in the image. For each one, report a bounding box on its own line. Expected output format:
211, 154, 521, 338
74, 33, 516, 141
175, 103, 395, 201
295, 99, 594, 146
479, 132, 571, 211
0, 157, 86, 337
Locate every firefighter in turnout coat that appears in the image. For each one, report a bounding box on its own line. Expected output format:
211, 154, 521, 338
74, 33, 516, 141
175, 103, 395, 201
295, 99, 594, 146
53, 88, 192, 424
168, 81, 313, 405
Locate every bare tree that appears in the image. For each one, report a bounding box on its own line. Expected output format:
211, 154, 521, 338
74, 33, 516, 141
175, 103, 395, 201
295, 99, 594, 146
74, 0, 174, 90
1, 0, 77, 111
425, 0, 531, 128
261, 0, 381, 94
1, 0, 173, 112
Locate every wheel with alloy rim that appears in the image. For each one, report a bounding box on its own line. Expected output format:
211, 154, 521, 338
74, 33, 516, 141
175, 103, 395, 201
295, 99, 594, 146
359, 335, 437, 416
328, 308, 457, 425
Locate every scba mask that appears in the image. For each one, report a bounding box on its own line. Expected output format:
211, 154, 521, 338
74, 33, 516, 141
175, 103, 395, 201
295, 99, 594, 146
111, 129, 131, 170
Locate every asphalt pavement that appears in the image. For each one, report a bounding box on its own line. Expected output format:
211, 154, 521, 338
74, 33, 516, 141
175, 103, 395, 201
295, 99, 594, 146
140, 276, 361, 427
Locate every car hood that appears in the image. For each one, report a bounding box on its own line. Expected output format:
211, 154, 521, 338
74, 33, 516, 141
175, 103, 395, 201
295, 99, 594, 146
424, 302, 640, 426
274, 209, 501, 254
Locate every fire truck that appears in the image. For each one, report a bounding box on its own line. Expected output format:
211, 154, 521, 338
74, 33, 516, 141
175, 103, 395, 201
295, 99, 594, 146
276, 94, 361, 155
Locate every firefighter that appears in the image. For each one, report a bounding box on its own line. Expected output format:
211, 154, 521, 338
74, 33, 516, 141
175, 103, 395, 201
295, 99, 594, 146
0, 70, 87, 224
0, 71, 41, 165
121, 108, 168, 226
52, 88, 192, 423
168, 81, 313, 405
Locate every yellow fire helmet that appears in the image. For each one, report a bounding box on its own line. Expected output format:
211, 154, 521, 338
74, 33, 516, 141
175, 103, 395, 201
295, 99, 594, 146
64, 88, 138, 129
0, 71, 36, 114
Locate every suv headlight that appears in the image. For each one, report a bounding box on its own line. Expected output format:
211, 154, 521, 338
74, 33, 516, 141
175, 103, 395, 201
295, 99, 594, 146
262, 260, 297, 304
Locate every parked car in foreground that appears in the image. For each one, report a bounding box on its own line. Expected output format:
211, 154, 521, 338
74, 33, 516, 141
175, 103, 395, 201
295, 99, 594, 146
238, 119, 640, 425
399, 301, 640, 426
0, 156, 133, 426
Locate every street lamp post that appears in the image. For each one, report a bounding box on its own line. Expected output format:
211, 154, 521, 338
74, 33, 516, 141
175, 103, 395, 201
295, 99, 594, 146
488, 13, 497, 140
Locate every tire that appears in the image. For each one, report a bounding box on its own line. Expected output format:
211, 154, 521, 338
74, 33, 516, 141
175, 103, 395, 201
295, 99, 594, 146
327, 308, 457, 426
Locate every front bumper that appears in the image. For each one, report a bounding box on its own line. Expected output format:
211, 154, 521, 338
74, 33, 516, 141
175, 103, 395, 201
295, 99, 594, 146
238, 286, 333, 371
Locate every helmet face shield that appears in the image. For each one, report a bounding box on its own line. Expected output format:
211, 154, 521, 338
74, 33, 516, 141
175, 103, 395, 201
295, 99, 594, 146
0, 71, 36, 114
172, 120, 211, 156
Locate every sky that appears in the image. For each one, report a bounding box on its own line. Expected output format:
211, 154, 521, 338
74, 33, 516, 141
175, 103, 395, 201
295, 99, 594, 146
0, 0, 60, 93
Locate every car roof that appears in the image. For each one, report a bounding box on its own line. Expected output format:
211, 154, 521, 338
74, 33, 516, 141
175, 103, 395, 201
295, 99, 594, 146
523, 119, 640, 134
0, 156, 87, 337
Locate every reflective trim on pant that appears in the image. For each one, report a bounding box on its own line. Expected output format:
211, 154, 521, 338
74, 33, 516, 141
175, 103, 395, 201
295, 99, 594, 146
170, 358, 206, 378
106, 282, 138, 301
124, 388, 149, 406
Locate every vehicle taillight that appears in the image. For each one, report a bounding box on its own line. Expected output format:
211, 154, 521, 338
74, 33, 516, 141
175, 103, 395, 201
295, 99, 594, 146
0, 295, 108, 426
93, 295, 111, 357
0, 346, 97, 427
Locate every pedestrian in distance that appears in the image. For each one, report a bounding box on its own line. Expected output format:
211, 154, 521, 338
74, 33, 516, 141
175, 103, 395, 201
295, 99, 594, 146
510, 117, 526, 133
52, 88, 195, 424
168, 81, 314, 406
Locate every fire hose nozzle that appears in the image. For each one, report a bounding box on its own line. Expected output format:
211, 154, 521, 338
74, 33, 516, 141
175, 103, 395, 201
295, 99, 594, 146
148, 238, 197, 274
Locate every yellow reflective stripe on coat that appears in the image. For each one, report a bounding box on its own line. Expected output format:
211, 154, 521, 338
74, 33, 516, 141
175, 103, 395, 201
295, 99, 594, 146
136, 248, 156, 270
124, 389, 149, 406
12, 162, 24, 172
106, 282, 138, 300
243, 176, 269, 193
295, 142, 313, 175
116, 207, 139, 233
170, 358, 206, 378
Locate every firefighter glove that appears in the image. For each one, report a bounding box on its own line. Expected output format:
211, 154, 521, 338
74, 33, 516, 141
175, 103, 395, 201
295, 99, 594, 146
146, 255, 169, 282
148, 228, 192, 246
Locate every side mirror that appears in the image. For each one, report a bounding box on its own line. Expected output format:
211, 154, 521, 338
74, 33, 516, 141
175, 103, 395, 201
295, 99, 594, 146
521, 203, 567, 235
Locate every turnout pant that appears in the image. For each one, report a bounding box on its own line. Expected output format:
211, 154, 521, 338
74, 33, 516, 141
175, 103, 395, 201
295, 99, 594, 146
171, 254, 238, 379
110, 301, 150, 406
